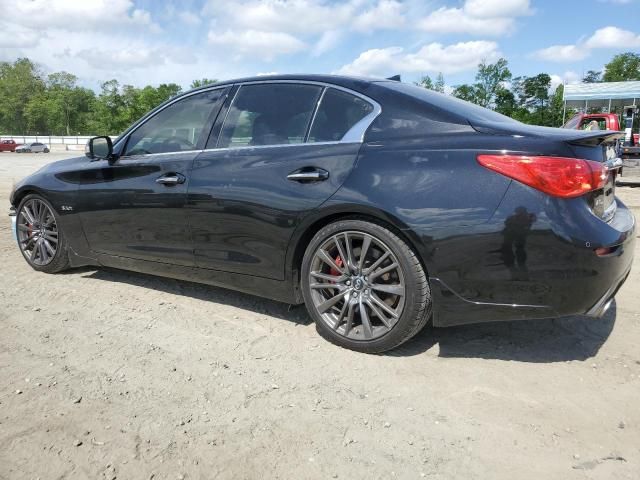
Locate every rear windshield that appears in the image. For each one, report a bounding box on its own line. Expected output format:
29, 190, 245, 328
379, 81, 520, 125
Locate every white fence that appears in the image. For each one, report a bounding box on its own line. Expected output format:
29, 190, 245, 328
0, 135, 118, 151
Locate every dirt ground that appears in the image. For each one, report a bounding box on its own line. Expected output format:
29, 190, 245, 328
1, 152, 639, 480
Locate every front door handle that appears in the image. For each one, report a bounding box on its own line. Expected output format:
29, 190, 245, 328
156, 173, 186, 186
287, 168, 330, 183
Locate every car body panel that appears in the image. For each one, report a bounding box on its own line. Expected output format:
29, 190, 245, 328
72, 153, 198, 266
189, 142, 363, 279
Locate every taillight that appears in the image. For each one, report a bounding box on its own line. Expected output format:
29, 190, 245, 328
477, 154, 608, 198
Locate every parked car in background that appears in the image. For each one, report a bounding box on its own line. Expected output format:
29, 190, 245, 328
0, 139, 19, 152
8, 75, 635, 353
15, 142, 49, 153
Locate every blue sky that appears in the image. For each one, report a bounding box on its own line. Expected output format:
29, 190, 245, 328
0, 0, 639, 91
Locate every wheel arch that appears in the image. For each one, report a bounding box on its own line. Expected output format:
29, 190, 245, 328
11, 186, 43, 208
286, 204, 433, 296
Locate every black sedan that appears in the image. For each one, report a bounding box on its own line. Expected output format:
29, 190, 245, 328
9, 75, 635, 353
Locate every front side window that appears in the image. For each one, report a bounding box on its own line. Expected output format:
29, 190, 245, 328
124, 89, 226, 156
218, 83, 322, 148
308, 88, 374, 142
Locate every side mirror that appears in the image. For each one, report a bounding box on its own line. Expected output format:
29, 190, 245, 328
85, 136, 113, 160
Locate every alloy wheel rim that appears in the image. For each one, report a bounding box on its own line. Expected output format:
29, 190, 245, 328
309, 231, 406, 341
17, 199, 58, 266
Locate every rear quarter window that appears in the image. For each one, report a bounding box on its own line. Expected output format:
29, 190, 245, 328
380, 81, 520, 125
308, 88, 374, 142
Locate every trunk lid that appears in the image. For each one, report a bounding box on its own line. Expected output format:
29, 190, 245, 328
472, 120, 623, 222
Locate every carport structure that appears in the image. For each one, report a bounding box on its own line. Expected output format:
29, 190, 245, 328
563, 80, 640, 123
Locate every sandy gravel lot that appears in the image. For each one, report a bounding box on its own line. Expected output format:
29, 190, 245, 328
1, 153, 639, 480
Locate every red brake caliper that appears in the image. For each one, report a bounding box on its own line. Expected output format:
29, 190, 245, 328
329, 256, 343, 280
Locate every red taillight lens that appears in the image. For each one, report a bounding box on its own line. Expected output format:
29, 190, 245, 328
477, 155, 608, 198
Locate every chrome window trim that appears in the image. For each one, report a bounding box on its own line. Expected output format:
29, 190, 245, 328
305, 87, 327, 143
116, 79, 381, 158
117, 139, 361, 160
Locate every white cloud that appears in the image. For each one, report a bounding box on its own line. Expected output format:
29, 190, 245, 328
549, 71, 581, 91
464, 0, 532, 18
0, 0, 159, 31
418, 8, 514, 36
204, 0, 357, 35
584, 26, 640, 48
0, 23, 40, 48
533, 44, 590, 62
313, 30, 344, 57
207, 30, 306, 61
533, 25, 640, 62
352, 0, 405, 32
202, 0, 411, 59
178, 11, 202, 25
418, 0, 531, 36
335, 41, 501, 77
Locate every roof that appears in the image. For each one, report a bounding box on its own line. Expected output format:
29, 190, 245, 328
186, 74, 392, 96
563, 81, 640, 101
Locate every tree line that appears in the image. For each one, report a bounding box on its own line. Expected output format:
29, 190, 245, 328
418, 52, 640, 127
0, 58, 217, 136
1, 53, 639, 136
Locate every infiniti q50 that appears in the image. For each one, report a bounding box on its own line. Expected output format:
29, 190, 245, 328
9, 75, 635, 353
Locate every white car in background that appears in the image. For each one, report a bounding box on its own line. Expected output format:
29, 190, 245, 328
15, 142, 49, 153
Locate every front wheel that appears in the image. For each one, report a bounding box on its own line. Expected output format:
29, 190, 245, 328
16, 194, 70, 273
43, 148, 49, 153
301, 219, 431, 353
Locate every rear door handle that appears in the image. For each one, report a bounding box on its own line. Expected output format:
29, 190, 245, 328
156, 173, 186, 186
287, 168, 330, 182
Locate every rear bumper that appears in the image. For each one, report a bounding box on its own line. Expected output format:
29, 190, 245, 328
426, 184, 635, 327
585, 267, 630, 317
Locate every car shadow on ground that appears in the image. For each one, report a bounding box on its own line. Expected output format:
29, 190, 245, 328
75, 267, 313, 326
392, 303, 617, 362
75, 267, 616, 363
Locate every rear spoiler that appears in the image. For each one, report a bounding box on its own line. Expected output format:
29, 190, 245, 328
471, 121, 624, 146
566, 131, 625, 147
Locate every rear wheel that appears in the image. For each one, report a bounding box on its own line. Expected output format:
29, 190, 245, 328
16, 194, 70, 273
301, 219, 431, 353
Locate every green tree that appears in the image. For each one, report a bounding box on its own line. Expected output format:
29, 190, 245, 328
0, 58, 45, 134
474, 58, 512, 108
434, 73, 445, 93
416, 75, 434, 90
548, 84, 568, 127
87, 79, 125, 134
451, 84, 478, 103
603, 52, 640, 81
582, 70, 602, 83
190, 78, 218, 89
494, 88, 517, 117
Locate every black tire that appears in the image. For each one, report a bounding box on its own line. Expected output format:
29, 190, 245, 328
301, 218, 431, 353
43, 148, 49, 153
16, 194, 70, 273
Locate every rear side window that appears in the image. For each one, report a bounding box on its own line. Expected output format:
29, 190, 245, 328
308, 88, 374, 142
218, 83, 322, 148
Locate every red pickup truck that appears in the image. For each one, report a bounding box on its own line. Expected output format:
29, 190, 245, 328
0, 139, 19, 152
563, 113, 640, 162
